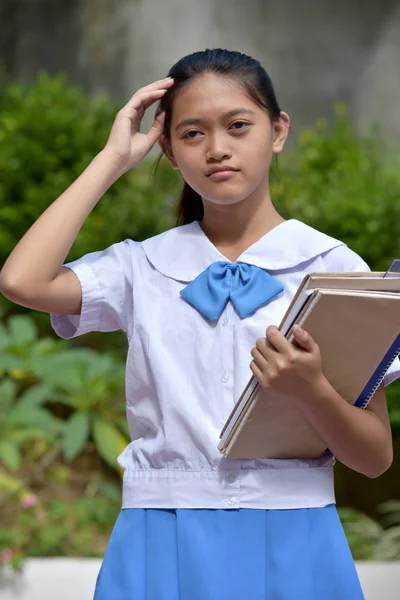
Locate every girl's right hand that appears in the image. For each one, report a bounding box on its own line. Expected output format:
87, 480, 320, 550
103, 77, 174, 175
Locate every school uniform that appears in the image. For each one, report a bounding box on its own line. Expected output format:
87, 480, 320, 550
50, 219, 400, 599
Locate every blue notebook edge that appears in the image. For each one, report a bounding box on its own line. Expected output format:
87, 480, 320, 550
354, 333, 400, 409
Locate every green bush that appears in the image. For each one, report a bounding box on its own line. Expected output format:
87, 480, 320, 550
0, 312, 127, 569
0, 71, 179, 271
273, 103, 400, 271
339, 501, 400, 560
0, 477, 120, 571
0, 313, 129, 471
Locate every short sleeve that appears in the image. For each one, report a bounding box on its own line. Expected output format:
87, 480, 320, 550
50, 239, 134, 340
321, 244, 400, 386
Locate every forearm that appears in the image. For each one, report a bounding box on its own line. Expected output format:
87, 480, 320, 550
0, 149, 122, 294
296, 376, 393, 478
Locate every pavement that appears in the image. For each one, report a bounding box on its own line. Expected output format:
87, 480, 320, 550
0, 559, 399, 599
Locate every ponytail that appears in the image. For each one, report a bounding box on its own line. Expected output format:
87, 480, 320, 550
177, 182, 204, 226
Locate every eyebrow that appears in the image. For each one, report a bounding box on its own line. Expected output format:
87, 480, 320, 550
174, 108, 256, 130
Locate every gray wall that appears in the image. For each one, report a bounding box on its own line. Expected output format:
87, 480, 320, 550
2, 0, 400, 144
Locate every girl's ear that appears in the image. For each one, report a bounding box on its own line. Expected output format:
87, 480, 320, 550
158, 134, 179, 171
272, 111, 290, 155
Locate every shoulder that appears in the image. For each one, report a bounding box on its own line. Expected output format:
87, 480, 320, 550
287, 220, 369, 272
320, 244, 370, 273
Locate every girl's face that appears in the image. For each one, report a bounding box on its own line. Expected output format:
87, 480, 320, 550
163, 74, 289, 207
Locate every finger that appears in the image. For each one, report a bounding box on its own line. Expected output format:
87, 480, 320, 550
251, 346, 271, 371
292, 325, 317, 352
145, 112, 166, 148
255, 336, 277, 362
250, 359, 267, 387
123, 88, 169, 116
124, 79, 174, 109
266, 325, 292, 355
125, 78, 174, 103
136, 77, 174, 95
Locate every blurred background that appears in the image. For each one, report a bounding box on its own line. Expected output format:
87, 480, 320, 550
1, 0, 400, 573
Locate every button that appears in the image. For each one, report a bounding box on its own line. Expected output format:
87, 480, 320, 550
222, 316, 229, 326
225, 471, 238, 483
224, 497, 238, 508
221, 372, 229, 383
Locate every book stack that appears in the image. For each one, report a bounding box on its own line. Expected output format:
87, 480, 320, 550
218, 269, 400, 460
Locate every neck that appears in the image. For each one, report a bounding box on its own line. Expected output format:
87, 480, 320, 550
200, 182, 285, 261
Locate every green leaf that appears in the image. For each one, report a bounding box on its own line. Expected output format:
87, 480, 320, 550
0, 379, 17, 412
16, 383, 54, 410
92, 419, 128, 469
0, 440, 21, 470
7, 405, 62, 434
62, 411, 91, 461
8, 315, 37, 345
0, 354, 25, 370
0, 322, 10, 349
6, 427, 54, 442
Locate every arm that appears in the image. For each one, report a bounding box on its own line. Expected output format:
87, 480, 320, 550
0, 149, 123, 313
294, 377, 392, 478
0, 78, 173, 313
251, 325, 393, 478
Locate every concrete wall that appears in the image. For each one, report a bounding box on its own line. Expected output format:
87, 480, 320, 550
2, 0, 400, 144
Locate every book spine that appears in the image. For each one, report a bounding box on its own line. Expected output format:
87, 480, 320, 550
354, 333, 400, 409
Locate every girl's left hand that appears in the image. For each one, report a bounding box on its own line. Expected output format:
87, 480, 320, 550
250, 324, 326, 403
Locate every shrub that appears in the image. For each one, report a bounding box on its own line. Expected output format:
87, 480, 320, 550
0, 71, 179, 271
273, 104, 400, 271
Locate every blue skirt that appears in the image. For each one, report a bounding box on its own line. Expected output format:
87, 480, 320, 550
93, 504, 364, 600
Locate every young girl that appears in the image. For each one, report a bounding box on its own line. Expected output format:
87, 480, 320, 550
1, 48, 399, 600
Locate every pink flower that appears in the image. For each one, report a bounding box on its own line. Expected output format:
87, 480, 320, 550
20, 494, 38, 509
0, 548, 13, 563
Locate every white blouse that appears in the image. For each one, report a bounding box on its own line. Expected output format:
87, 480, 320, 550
50, 219, 400, 510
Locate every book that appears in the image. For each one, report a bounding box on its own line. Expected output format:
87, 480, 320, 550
218, 274, 400, 460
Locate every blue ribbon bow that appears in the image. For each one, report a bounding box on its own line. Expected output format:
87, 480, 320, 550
180, 261, 284, 321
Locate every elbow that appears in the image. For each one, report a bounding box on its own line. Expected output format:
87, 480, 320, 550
0, 271, 22, 296
0, 276, 26, 303
365, 449, 393, 479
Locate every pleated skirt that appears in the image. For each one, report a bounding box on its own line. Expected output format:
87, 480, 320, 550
93, 504, 365, 600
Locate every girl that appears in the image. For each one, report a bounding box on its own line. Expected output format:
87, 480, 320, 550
1, 48, 399, 600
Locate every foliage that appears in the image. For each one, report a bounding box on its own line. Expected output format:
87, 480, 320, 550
339, 501, 400, 560
0, 313, 128, 471
0, 474, 120, 572
0, 379, 62, 471
0, 71, 179, 271
273, 103, 400, 272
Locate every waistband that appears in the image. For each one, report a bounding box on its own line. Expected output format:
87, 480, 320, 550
121, 466, 335, 510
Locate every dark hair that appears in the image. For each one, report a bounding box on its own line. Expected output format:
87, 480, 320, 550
154, 48, 282, 226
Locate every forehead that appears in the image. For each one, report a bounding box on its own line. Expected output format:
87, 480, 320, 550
171, 74, 262, 122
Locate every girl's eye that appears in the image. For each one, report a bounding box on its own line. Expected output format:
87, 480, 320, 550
231, 121, 249, 131
183, 130, 202, 139
182, 122, 249, 139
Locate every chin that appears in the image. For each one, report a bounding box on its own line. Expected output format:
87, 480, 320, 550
200, 184, 253, 207
204, 192, 253, 207
205, 197, 246, 207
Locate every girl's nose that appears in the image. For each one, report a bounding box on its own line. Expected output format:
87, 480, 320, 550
206, 135, 232, 162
